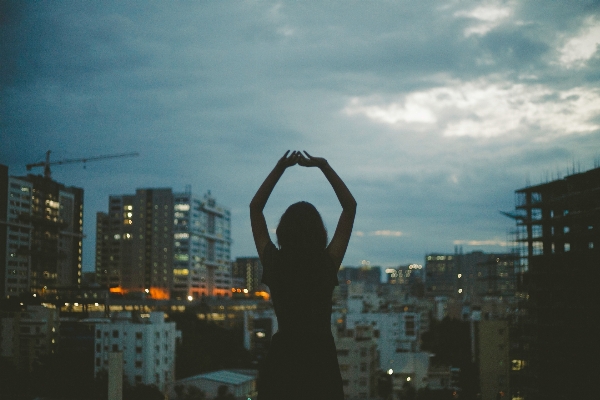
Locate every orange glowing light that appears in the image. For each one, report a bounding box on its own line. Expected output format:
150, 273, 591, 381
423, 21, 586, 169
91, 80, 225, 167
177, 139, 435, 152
109, 287, 126, 294
255, 291, 270, 300
149, 287, 170, 300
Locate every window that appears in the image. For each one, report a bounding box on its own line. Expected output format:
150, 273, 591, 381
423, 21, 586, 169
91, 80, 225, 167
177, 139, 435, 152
135, 361, 142, 368
112, 330, 119, 338
337, 349, 349, 357
112, 344, 119, 352
136, 347, 142, 354
360, 348, 367, 357
136, 332, 143, 339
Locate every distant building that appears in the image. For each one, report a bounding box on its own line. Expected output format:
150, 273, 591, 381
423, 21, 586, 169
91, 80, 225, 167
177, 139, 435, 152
510, 166, 600, 400
1, 164, 84, 298
335, 324, 379, 400
232, 257, 263, 293
478, 320, 510, 400
95, 188, 231, 299
337, 264, 381, 299
0, 304, 60, 371
93, 311, 181, 392
424, 250, 516, 301
345, 311, 423, 369
167, 369, 257, 400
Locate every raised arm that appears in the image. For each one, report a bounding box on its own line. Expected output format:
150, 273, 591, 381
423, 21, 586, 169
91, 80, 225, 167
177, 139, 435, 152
250, 151, 301, 261
299, 151, 357, 268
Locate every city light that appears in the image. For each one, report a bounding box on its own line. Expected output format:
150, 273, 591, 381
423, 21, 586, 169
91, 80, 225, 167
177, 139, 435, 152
387, 369, 393, 375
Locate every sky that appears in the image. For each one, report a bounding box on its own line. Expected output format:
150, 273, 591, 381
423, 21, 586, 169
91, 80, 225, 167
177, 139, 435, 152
1, 0, 599, 272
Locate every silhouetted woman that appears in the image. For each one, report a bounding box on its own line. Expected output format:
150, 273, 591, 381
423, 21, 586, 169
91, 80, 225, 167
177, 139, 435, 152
250, 151, 357, 400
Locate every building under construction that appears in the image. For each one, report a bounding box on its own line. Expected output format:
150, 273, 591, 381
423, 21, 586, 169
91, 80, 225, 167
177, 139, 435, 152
510, 166, 600, 400
0, 164, 84, 298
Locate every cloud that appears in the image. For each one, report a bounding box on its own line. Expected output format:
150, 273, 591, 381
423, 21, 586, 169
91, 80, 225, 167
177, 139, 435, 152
453, 239, 513, 247
370, 230, 403, 237
343, 79, 600, 137
454, 0, 516, 37
559, 17, 600, 68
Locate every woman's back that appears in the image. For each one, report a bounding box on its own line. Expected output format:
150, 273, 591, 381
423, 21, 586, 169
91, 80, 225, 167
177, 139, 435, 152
261, 242, 338, 335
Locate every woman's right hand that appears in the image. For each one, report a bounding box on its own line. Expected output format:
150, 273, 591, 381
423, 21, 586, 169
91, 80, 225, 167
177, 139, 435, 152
276, 150, 301, 169
299, 151, 328, 168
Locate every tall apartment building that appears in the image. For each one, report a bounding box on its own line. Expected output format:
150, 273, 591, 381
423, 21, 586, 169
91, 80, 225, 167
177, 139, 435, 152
93, 311, 181, 392
1, 165, 84, 298
510, 166, 600, 400
96, 188, 231, 299
232, 257, 263, 293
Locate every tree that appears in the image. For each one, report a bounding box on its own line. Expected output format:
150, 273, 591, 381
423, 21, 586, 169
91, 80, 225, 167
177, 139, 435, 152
174, 384, 207, 400
214, 385, 235, 400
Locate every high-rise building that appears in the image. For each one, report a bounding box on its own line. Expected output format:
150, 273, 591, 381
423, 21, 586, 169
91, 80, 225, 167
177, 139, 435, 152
510, 166, 600, 400
95, 188, 231, 299
232, 257, 263, 293
1, 165, 84, 298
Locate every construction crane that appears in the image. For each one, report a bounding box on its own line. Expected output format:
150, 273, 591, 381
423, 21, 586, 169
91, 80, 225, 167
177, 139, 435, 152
26, 150, 139, 179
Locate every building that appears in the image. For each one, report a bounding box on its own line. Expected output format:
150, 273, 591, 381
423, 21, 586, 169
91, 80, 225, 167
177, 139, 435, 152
335, 324, 379, 400
1, 164, 84, 298
478, 320, 510, 400
425, 250, 517, 301
232, 257, 263, 294
0, 304, 60, 371
168, 369, 257, 399
95, 188, 231, 299
93, 311, 181, 392
337, 263, 382, 300
510, 166, 600, 400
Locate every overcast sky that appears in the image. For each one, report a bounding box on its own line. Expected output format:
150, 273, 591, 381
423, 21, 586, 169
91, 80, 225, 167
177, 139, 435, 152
2, 0, 599, 271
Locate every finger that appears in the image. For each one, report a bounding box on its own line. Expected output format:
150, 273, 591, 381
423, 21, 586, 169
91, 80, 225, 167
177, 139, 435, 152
303, 151, 312, 159
283, 150, 290, 158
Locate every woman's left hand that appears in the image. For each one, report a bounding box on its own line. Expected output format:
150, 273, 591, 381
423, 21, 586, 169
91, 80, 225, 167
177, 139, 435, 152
276, 150, 301, 169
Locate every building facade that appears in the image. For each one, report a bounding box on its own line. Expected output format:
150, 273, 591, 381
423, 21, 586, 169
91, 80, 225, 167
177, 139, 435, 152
93, 311, 181, 392
425, 250, 517, 301
335, 324, 379, 400
510, 166, 600, 400
1, 165, 84, 298
96, 188, 231, 299
232, 257, 263, 294
0, 304, 60, 371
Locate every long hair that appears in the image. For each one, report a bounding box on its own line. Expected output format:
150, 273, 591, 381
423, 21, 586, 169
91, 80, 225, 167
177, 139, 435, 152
276, 201, 328, 253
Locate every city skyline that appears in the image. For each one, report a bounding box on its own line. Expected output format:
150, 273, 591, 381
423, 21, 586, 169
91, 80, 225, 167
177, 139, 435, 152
2, 1, 599, 271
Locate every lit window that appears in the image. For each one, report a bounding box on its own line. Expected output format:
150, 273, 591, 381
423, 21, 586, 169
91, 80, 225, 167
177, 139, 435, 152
511, 359, 527, 371
174, 204, 190, 211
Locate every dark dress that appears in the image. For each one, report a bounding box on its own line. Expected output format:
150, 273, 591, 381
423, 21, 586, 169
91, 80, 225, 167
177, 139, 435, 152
257, 241, 344, 400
